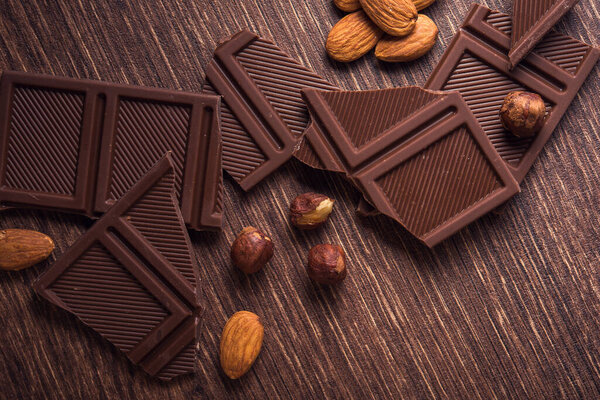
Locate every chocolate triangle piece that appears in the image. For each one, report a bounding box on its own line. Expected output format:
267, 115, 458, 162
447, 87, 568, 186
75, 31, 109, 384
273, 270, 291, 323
202, 30, 338, 191
426, 4, 599, 183
509, 0, 580, 68
35, 154, 200, 381
298, 87, 520, 247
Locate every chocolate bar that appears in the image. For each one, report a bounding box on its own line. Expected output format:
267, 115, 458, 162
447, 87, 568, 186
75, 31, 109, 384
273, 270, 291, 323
426, 4, 599, 183
202, 30, 337, 190
0, 71, 223, 230
295, 87, 520, 247
35, 154, 200, 380
509, 0, 581, 68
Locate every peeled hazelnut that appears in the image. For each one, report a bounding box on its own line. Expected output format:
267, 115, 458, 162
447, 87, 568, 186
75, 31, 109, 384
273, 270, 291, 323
231, 227, 274, 274
307, 244, 347, 284
290, 193, 335, 230
499, 91, 546, 137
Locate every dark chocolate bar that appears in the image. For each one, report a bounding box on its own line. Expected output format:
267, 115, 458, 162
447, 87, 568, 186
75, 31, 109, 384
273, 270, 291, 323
0, 71, 223, 230
426, 4, 599, 183
35, 154, 200, 380
296, 87, 520, 247
202, 30, 337, 190
509, 0, 580, 68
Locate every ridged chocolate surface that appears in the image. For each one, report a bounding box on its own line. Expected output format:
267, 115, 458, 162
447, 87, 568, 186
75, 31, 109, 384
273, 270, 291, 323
322, 88, 439, 149
110, 99, 191, 203
509, 0, 581, 68
295, 87, 440, 171
426, 4, 599, 183
487, 10, 591, 75
0, 71, 223, 230
49, 243, 170, 352
35, 155, 200, 381
202, 80, 266, 182
203, 30, 336, 190
5, 86, 83, 196
443, 53, 538, 166
377, 127, 502, 237
297, 87, 519, 247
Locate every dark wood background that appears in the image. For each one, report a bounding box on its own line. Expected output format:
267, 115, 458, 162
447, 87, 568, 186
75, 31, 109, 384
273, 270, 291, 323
1, 0, 599, 398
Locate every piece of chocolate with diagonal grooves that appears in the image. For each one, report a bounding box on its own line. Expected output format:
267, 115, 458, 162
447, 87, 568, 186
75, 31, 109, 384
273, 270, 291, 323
0, 71, 223, 231
425, 4, 599, 183
35, 154, 201, 380
297, 87, 520, 247
508, 0, 581, 69
202, 29, 338, 191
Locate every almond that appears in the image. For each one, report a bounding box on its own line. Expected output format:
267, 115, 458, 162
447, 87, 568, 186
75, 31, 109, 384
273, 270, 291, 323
413, 0, 435, 11
359, 0, 417, 36
0, 229, 55, 271
326, 11, 384, 62
375, 14, 438, 62
334, 0, 361, 12
220, 311, 264, 379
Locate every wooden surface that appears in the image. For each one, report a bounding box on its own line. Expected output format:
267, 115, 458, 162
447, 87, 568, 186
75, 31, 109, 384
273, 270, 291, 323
0, 0, 599, 398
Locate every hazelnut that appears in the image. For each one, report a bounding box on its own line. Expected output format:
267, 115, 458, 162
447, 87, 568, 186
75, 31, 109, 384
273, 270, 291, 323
499, 91, 546, 137
231, 227, 274, 274
307, 244, 347, 284
290, 193, 335, 230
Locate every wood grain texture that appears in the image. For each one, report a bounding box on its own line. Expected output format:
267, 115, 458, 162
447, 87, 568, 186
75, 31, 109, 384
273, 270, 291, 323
0, 0, 599, 399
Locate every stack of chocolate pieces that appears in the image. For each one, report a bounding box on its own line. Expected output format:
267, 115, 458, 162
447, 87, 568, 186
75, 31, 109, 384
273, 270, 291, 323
291, 3, 596, 247
199, 5, 597, 249
0, 71, 225, 380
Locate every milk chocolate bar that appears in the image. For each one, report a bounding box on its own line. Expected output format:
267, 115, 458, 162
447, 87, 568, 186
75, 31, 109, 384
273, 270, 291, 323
296, 87, 520, 247
509, 0, 581, 68
35, 154, 200, 380
0, 71, 223, 230
426, 4, 599, 183
202, 30, 337, 190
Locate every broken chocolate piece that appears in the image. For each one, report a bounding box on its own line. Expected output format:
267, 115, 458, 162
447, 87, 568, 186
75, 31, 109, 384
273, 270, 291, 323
426, 4, 599, 183
202, 30, 337, 191
509, 0, 581, 68
35, 154, 200, 380
296, 87, 520, 247
0, 71, 223, 230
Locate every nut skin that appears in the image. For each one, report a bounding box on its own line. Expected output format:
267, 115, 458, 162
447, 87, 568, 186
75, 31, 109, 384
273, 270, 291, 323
290, 193, 335, 230
500, 91, 546, 137
220, 311, 264, 379
375, 14, 438, 62
326, 11, 384, 62
231, 227, 274, 274
334, 0, 362, 12
307, 244, 347, 284
0, 229, 55, 271
359, 0, 418, 37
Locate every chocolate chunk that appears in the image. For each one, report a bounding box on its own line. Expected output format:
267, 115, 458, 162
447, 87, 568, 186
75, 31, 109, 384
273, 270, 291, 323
296, 87, 520, 247
509, 0, 581, 68
426, 4, 599, 183
35, 154, 200, 380
0, 71, 223, 230
202, 30, 337, 190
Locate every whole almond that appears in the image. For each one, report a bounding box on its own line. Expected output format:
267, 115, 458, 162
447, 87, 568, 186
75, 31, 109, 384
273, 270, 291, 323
375, 14, 438, 62
326, 11, 384, 62
334, 0, 361, 12
359, 0, 417, 36
413, 0, 435, 11
220, 311, 264, 379
0, 229, 55, 271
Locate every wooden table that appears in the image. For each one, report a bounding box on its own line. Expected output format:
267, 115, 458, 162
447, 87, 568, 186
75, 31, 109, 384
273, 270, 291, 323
1, 0, 599, 398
